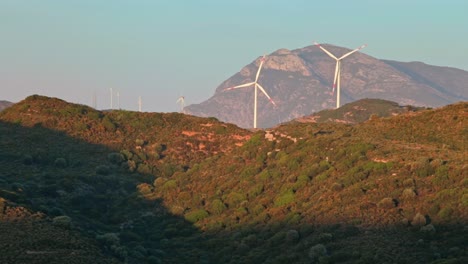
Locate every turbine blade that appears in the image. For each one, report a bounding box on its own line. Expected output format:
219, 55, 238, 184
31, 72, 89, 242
338, 44, 367, 60
314, 41, 338, 60
256, 83, 276, 106
224, 82, 255, 91
254, 55, 266, 83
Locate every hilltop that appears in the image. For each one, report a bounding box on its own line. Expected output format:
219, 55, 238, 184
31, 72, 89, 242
185, 44, 468, 128
0, 95, 466, 263
296, 98, 426, 124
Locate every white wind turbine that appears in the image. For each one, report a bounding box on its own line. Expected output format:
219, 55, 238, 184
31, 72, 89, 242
176, 96, 185, 113
224, 55, 276, 129
314, 41, 366, 108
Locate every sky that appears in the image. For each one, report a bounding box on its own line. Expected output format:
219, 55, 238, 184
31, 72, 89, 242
1, 0, 467, 112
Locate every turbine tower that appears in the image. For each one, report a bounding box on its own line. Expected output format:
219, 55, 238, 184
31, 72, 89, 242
224, 55, 276, 129
176, 96, 185, 113
314, 41, 366, 108
110, 88, 113, 109
138, 96, 142, 112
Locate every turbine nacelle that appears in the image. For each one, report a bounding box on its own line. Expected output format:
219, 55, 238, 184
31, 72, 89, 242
314, 41, 366, 109
224, 55, 276, 128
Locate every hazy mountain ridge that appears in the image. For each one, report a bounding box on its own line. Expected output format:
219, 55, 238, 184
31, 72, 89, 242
185, 44, 468, 128
0, 96, 466, 263
0, 100, 13, 112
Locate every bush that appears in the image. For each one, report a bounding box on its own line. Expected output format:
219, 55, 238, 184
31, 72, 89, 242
184, 209, 209, 223
437, 207, 454, 221
54, 157, 67, 168
52, 215, 72, 229
96, 165, 111, 175
274, 190, 295, 207
401, 188, 417, 200
412, 213, 427, 226
309, 244, 327, 260
97, 233, 120, 246
226, 192, 247, 208
23, 154, 33, 165
210, 199, 227, 215
377, 197, 396, 209
102, 116, 116, 132
286, 229, 300, 243
108, 152, 124, 164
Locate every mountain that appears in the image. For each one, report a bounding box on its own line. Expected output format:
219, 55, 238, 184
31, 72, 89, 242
1, 95, 466, 263
185, 44, 468, 128
0, 100, 13, 112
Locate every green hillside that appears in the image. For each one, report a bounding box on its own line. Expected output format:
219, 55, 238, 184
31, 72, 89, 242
0, 95, 466, 263
297, 98, 426, 124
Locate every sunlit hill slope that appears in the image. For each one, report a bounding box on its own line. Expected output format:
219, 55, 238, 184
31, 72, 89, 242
0, 95, 466, 263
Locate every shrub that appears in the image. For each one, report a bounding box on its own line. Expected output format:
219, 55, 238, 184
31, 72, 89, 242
309, 244, 327, 260
23, 154, 33, 165
377, 197, 396, 209
52, 215, 72, 229
96, 232, 120, 246
211, 199, 227, 215
401, 188, 417, 200
412, 213, 427, 227
102, 116, 116, 132
437, 207, 454, 221
318, 232, 333, 243
137, 164, 152, 175
226, 192, 247, 208
108, 152, 124, 164
54, 157, 67, 168
184, 209, 209, 223
96, 165, 111, 175
135, 139, 146, 146
274, 190, 295, 207
161, 180, 178, 192
286, 229, 300, 243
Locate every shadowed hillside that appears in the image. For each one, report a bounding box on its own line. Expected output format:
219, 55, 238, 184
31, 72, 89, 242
1, 95, 466, 263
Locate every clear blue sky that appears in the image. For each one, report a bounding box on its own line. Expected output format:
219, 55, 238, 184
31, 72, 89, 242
1, 0, 467, 112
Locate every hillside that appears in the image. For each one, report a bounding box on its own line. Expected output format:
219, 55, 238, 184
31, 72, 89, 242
0, 95, 466, 263
296, 98, 426, 124
185, 44, 468, 128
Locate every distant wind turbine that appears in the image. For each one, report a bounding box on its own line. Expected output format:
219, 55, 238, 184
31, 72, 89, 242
176, 96, 185, 113
314, 41, 366, 108
224, 55, 276, 129
110, 88, 113, 109
138, 96, 142, 112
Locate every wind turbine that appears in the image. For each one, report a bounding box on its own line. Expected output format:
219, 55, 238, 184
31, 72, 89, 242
176, 96, 185, 113
224, 55, 276, 129
314, 41, 366, 108
110, 88, 113, 109
138, 96, 142, 112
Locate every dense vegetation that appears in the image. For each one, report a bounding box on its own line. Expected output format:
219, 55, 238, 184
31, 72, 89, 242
0, 95, 466, 263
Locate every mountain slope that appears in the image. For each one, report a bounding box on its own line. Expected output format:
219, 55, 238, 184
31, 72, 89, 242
1, 96, 466, 263
0, 100, 13, 112
185, 44, 468, 128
